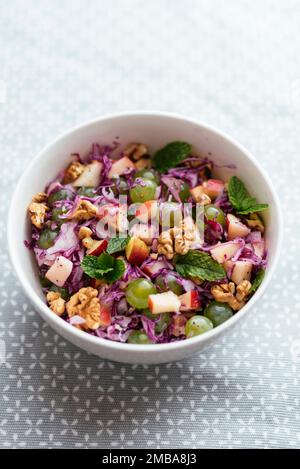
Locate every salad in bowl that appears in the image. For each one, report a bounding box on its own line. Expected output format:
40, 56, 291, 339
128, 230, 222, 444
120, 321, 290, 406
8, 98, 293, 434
26, 140, 268, 345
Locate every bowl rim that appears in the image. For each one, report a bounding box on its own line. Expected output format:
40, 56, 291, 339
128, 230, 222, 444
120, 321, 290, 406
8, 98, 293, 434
8, 110, 283, 355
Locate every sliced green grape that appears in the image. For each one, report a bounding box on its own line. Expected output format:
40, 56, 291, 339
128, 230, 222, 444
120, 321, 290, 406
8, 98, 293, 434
77, 186, 96, 197
51, 207, 68, 225
185, 315, 213, 338
204, 204, 226, 226
130, 178, 158, 203
48, 189, 73, 207
134, 169, 160, 184
127, 330, 153, 344
38, 229, 58, 249
203, 301, 233, 326
125, 278, 157, 309
155, 273, 183, 295
160, 201, 181, 228
142, 309, 171, 333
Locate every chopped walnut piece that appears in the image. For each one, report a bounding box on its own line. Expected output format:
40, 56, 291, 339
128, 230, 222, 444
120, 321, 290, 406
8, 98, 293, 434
28, 201, 49, 229
63, 161, 85, 183
66, 287, 101, 330
150, 252, 158, 260
246, 213, 265, 233
211, 282, 243, 311
135, 158, 151, 171
69, 200, 98, 221
124, 142, 148, 161
46, 291, 66, 316
173, 219, 196, 255
157, 230, 175, 260
78, 226, 93, 240
32, 192, 47, 203
236, 280, 252, 302
157, 218, 197, 259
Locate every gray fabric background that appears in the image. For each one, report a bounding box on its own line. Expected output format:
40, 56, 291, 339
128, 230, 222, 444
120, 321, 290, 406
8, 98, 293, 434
0, 0, 299, 448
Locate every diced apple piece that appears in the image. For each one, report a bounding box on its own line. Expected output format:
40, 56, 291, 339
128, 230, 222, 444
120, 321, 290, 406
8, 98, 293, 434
129, 223, 156, 245
72, 160, 103, 187
230, 261, 252, 285
210, 240, 243, 264
202, 179, 224, 199
179, 291, 201, 311
108, 156, 135, 178
86, 239, 108, 256
223, 260, 234, 276
253, 240, 264, 258
142, 260, 170, 277
45, 255, 73, 287
135, 200, 158, 222
227, 214, 250, 240
190, 185, 206, 203
148, 291, 181, 314
125, 236, 149, 265
99, 305, 112, 327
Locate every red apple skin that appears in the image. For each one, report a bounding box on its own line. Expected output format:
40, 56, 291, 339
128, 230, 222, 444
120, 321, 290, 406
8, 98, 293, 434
87, 239, 108, 256
125, 237, 149, 265
99, 305, 112, 327
136, 201, 158, 222
202, 179, 224, 199
179, 291, 201, 311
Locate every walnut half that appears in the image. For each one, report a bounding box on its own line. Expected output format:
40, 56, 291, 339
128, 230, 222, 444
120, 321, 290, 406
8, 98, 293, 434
63, 161, 85, 183
69, 200, 98, 221
157, 218, 197, 259
66, 287, 101, 330
211, 281, 251, 311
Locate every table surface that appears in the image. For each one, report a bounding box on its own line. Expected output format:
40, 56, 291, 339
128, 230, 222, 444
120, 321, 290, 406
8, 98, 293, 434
0, 0, 299, 449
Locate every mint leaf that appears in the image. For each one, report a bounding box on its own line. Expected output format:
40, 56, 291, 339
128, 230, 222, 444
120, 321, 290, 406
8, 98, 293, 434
228, 176, 269, 214
104, 258, 126, 283
153, 141, 192, 172
250, 268, 265, 293
107, 236, 130, 254
237, 203, 269, 215
81, 253, 114, 279
81, 252, 125, 283
174, 250, 226, 281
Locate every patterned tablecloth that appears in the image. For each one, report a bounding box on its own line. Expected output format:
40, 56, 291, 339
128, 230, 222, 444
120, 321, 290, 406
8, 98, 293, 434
0, 0, 299, 449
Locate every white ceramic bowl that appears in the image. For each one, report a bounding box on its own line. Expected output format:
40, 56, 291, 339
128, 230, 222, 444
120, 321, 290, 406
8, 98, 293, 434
8, 112, 282, 364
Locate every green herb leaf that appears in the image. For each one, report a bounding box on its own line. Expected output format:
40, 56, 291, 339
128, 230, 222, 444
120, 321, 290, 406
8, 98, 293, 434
104, 258, 126, 283
174, 250, 226, 282
250, 268, 265, 294
153, 141, 192, 172
228, 176, 269, 214
107, 236, 130, 254
237, 203, 269, 215
81, 252, 125, 283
